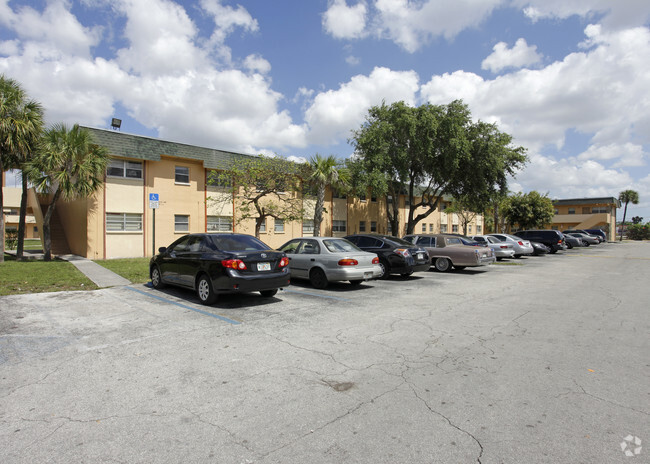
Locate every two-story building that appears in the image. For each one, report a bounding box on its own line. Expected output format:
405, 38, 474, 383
550, 197, 620, 240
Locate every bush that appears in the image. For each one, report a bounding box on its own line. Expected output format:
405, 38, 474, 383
5, 230, 18, 249
626, 223, 650, 240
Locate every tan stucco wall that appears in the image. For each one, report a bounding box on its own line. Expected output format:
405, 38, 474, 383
104, 176, 144, 258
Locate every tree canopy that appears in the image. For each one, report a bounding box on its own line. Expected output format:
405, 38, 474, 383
348, 100, 527, 235
208, 155, 304, 238
305, 154, 348, 237
502, 191, 555, 231
618, 189, 639, 241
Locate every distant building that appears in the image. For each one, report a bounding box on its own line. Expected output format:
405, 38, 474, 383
550, 197, 620, 240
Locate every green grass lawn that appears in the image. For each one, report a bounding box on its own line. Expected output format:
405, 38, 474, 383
93, 257, 151, 284
0, 255, 97, 296
4, 238, 42, 251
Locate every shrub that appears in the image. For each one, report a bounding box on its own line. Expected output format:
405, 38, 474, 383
5, 229, 18, 249
626, 223, 650, 240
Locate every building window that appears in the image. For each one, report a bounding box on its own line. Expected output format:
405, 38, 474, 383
332, 220, 346, 232
592, 206, 608, 213
106, 213, 143, 231
207, 216, 232, 232
259, 219, 266, 233
568, 207, 575, 214
359, 194, 367, 202
175, 214, 189, 232
468, 225, 472, 234
476, 225, 482, 234
452, 225, 458, 233
371, 221, 377, 232
387, 195, 393, 204
175, 166, 190, 184
421, 223, 426, 233
303, 220, 314, 235
107, 159, 142, 179
274, 218, 284, 233
429, 224, 433, 233
554, 209, 559, 215
359, 221, 366, 232
371, 196, 377, 202
441, 224, 447, 233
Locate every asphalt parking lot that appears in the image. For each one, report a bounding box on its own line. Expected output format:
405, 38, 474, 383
1, 242, 648, 463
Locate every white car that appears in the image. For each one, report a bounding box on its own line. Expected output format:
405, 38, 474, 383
279, 237, 382, 289
487, 233, 534, 257
471, 235, 516, 260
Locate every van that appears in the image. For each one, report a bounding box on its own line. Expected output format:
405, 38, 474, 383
513, 230, 567, 253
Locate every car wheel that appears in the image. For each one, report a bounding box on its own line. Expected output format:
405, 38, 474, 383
196, 274, 218, 305
454, 266, 466, 271
349, 280, 363, 286
260, 289, 278, 298
151, 266, 165, 289
400, 271, 413, 277
566, 242, 573, 249
309, 268, 329, 289
377, 259, 391, 279
584, 242, 590, 246
434, 257, 451, 272
549, 249, 557, 254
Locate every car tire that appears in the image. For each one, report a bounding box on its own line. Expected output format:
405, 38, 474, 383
196, 274, 218, 305
151, 266, 165, 289
434, 257, 451, 272
400, 271, 413, 277
377, 260, 391, 279
349, 280, 363, 286
566, 242, 573, 249
260, 289, 278, 298
309, 268, 329, 289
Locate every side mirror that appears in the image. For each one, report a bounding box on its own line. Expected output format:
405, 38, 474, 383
158, 247, 167, 253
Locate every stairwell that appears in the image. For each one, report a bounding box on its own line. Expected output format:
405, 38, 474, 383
40, 203, 71, 256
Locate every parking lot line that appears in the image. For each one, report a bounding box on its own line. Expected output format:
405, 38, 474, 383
124, 287, 241, 325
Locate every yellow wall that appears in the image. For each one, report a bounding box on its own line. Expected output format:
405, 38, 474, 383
104, 176, 144, 258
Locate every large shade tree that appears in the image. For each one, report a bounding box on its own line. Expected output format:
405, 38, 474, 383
0, 75, 44, 262
306, 154, 348, 236
349, 100, 527, 236
209, 155, 304, 238
618, 189, 639, 241
26, 124, 109, 261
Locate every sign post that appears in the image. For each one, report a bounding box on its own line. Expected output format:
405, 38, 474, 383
149, 193, 159, 256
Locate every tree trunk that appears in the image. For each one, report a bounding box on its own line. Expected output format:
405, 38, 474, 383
42, 188, 62, 261
313, 183, 325, 237
493, 203, 499, 234
16, 174, 28, 261
620, 202, 628, 241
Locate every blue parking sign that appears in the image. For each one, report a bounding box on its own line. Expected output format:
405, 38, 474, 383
149, 193, 159, 202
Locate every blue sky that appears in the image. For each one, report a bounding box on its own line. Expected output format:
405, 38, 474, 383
1, 0, 650, 221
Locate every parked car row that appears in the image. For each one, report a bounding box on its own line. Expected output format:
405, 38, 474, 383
149, 228, 605, 305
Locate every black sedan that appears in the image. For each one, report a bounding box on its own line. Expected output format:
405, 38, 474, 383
343, 233, 429, 278
150, 233, 290, 305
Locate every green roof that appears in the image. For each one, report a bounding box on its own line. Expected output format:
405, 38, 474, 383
83, 126, 256, 170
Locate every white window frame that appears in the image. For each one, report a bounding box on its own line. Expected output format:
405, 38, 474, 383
107, 159, 143, 179
259, 219, 267, 233
371, 221, 377, 232
302, 220, 314, 235
106, 213, 142, 232
274, 218, 284, 233
175, 214, 189, 232
207, 215, 232, 232
175, 166, 190, 184
359, 221, 366, 232
332, 220, 346, 232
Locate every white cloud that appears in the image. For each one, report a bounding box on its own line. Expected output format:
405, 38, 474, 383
322, 0, 368, 39
481, 38, 543, 73
515, 0, 650, 30
304, 67, 420, 144
243, 54, 271, 74
372, 0, 503, 53
577, 143, 646, 168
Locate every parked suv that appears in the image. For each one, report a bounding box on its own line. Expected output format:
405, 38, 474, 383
344, 234, 430, 278
514, 230, 567, 253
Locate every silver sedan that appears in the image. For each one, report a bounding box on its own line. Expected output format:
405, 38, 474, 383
471, 235, 516, 260
279, 237, 382, 289
487, 233, 534, 257
566, 232, 599, 246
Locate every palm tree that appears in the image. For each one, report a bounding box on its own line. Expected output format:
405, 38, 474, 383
618, 189, 639, 241
0, 75, 44, 262
307, 154, 348, 236
26, 124, 109, 261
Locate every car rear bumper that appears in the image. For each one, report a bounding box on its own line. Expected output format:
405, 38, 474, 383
327, 265, 383, 281
214, 268, 291, 293
494, 249, 515, 258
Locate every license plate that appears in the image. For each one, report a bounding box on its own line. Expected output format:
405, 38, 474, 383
418, 253, 425, 260
364, 272, 372, 280
257, 262, 271, 271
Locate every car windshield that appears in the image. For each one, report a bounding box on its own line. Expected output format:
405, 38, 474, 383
208, 234, 269, 252
323, 239, 362, 252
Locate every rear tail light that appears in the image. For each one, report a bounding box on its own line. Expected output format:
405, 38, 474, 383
500, 245, 508, 249
372, 257, 379, 264
393, 248, 411, 258
338, 258, 358, 266
222, 259, 247, 270
279, 257, 289, 268
518, 241, 524, 246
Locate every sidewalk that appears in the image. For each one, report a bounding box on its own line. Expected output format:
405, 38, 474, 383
58, 255, 131, 288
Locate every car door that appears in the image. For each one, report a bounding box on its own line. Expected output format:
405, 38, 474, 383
294, 239, 321, 278
176, 235, 204, 288
280, 239, 304, 277
159, 235, 192, 284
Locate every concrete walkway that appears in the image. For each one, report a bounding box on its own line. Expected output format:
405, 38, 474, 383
59, 254, 131, 288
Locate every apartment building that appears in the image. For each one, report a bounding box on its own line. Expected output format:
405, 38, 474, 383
3, 127, 482, 258
550, 197, 620, 240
